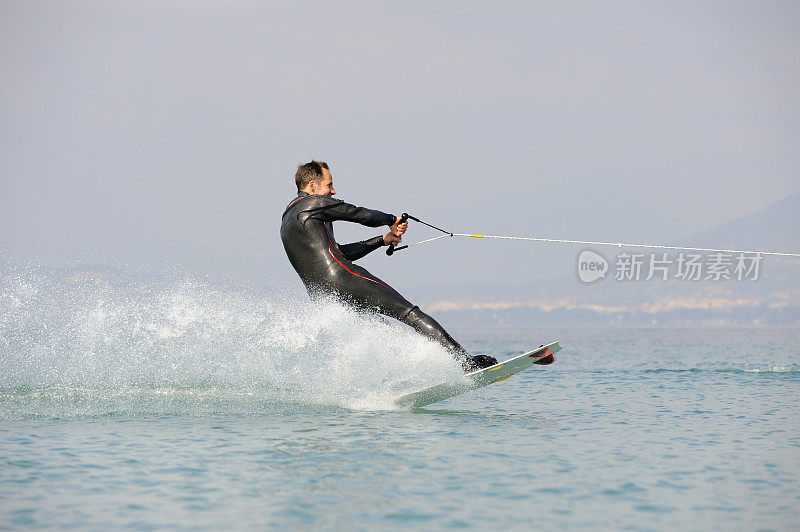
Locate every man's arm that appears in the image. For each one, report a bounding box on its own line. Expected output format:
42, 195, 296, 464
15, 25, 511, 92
339, 223, 406, 262
306, 196, 395, 227
339, 236, 386, 261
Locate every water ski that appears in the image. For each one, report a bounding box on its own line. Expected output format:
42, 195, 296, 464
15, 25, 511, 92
394, 341, 561, 408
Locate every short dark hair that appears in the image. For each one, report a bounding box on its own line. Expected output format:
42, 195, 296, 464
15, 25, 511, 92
295, 160, 329, 191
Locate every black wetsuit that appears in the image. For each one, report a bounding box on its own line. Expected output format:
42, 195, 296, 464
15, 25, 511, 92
280, 191, 471, 360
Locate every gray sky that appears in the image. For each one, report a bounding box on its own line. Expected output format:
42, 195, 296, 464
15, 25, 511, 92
2, 1, 798, 287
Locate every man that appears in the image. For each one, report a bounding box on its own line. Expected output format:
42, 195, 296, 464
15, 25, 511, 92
280, 160, 496, 372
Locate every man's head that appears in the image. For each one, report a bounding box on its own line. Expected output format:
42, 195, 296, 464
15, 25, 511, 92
295, 160, 335, 197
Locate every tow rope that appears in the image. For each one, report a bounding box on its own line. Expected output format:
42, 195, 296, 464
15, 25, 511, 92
386, 213, 800, 258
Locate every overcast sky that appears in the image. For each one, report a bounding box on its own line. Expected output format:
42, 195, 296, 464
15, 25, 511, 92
1, 1, 798, 287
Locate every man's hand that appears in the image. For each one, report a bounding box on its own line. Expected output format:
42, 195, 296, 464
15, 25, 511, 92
391, 216, 408, 236
384, 216, 408, 246
383, 232, 402, 246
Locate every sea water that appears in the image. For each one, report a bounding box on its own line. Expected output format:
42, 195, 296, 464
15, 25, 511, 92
1, 270, 798, 530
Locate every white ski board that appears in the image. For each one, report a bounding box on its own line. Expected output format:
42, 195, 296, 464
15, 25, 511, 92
394, 341, 561, 408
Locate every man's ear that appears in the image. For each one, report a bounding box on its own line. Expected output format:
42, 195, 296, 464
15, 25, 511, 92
307, 179, 317, 194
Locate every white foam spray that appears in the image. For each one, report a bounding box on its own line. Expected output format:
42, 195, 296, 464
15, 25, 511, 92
0, 267, 467, 418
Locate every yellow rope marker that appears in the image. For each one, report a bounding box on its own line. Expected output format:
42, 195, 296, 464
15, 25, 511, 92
470, 234, 485, 238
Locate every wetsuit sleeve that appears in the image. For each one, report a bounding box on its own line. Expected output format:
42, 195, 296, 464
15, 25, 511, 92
339, 235, 385, 261
309, 197, 395, 227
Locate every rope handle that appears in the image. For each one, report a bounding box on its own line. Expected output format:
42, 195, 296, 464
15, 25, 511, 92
386, 213, 409, 256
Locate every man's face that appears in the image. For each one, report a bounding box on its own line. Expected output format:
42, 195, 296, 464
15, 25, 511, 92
311, 168, 336, 197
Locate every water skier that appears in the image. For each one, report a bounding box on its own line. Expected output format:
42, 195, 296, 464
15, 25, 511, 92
280, 160, 497, 372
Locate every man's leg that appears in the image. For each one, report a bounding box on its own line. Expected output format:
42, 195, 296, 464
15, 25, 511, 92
399, 306, 497, 371
399, 306, 467, 356
321, 265, 496, 370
